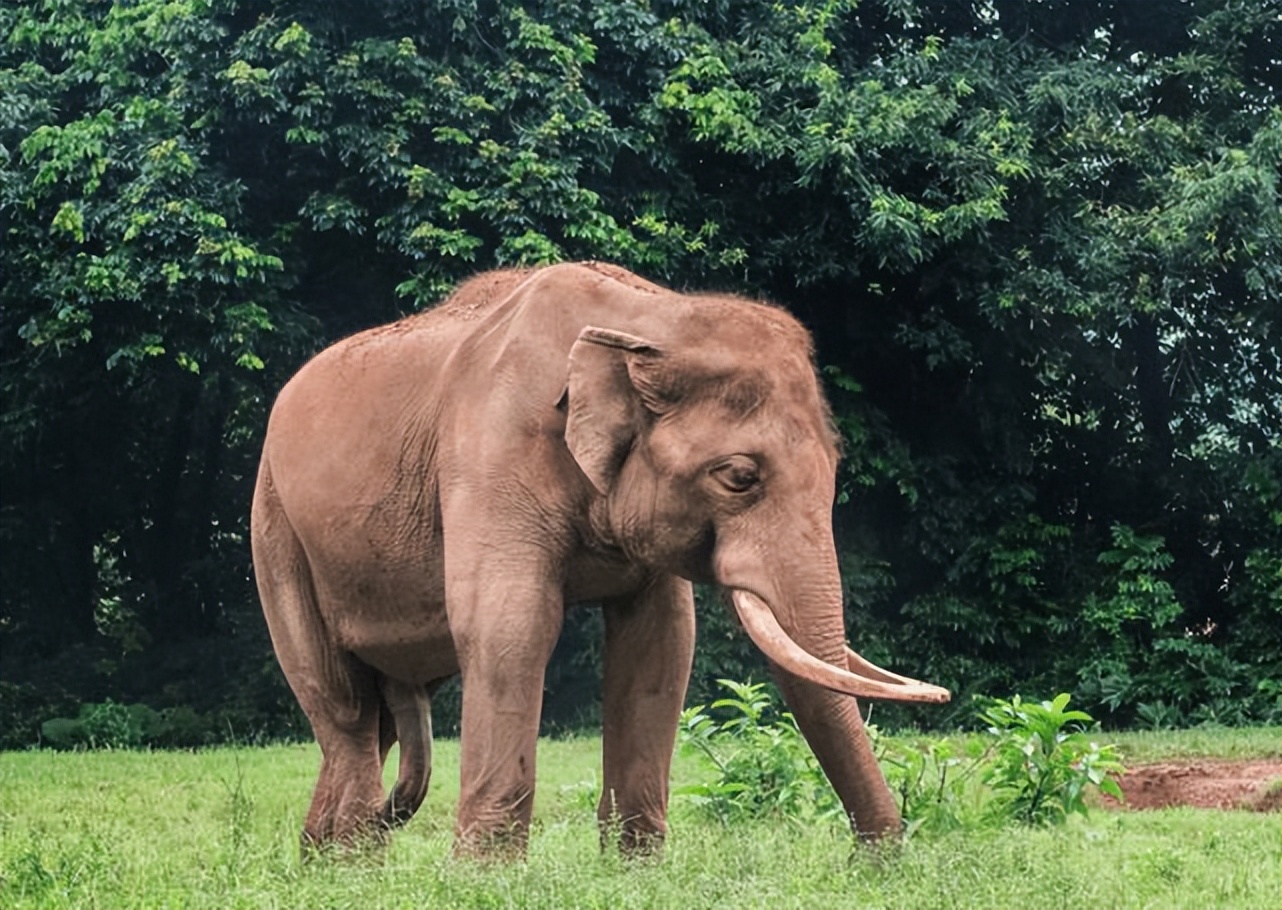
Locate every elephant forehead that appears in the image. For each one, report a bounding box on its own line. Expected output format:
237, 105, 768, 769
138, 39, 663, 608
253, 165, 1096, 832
690, 372, 773, 419
653, 395, 835, 464
662, 341, 822, 411
714, 368, 841, 461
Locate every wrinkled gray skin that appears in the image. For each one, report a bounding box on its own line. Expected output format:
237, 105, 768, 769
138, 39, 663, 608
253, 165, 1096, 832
251, 262, 947, 858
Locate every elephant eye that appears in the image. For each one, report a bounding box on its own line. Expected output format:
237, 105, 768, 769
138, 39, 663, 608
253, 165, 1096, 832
711, 457, 760, 493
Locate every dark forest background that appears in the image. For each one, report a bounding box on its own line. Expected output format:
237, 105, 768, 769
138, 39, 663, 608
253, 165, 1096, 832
2, 0, 1279, 749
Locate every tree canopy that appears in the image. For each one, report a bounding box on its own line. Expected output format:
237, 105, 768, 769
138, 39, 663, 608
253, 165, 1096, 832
2, 0, 1279, 746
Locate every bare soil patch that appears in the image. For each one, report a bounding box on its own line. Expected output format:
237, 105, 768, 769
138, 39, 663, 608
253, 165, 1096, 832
1107, 759, 1282, 811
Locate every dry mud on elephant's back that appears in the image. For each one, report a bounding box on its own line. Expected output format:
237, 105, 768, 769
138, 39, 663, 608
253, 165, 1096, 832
1105, 759, 1282, 811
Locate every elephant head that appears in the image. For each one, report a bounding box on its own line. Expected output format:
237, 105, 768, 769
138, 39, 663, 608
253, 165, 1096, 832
562, 310, 948, 838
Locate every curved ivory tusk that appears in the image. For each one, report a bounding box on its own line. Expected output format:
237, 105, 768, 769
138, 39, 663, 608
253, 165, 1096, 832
846, 647, 929, 688
730, 590, 951, 704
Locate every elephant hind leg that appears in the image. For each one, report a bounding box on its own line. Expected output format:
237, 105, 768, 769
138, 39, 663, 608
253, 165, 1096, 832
377, 676, 437, 829
292, 660, 385, 853
253, 472, 385, 852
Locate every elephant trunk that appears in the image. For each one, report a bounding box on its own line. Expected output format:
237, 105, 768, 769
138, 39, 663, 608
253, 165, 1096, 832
732, 578, 899, 839
724, 551, 945, 840
773, 655, 903, 840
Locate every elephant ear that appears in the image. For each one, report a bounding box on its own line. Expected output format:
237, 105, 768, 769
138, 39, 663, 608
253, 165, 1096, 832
563, 326, 666, 494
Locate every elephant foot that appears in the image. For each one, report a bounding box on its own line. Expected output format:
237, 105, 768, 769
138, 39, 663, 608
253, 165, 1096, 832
597, 810, 666, 860
299, 783, 391, 862
611, 827, 666, 862
450, 825, 529, 862
853, 810, 907, 846
848, 830, 906, 870
299, 820, 391, 864
597, 794, 668, 860
453, 776, 538, 861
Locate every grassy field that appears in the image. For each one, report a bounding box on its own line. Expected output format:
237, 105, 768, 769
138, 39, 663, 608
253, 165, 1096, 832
1, 729, 1278, 909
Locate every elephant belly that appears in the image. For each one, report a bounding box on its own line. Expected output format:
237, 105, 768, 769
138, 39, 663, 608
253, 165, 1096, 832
338, 609, 458, 684
318, 571, 457, 685
350, 634, 458, 685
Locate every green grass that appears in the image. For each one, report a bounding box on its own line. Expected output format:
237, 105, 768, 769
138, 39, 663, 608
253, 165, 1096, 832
886, 724, 1282, 765
1, 732, 1279, 909
1106, 726, 1281, 763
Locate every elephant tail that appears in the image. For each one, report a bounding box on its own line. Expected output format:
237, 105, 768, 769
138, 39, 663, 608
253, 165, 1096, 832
378, 676, 437, 829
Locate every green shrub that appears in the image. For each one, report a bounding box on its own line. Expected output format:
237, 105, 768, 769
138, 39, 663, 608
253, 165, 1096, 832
871, 728, 991, 834
152, 706, 214, 748
676, 679, 840, 824
38, 700, 213, 750
678, 681, 1125, 832
979, 693, 1124, 824
79, 700, 152, 750
38, 717, 87, 750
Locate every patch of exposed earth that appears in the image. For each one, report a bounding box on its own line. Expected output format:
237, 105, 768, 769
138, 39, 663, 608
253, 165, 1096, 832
1106, 759, 1282, 811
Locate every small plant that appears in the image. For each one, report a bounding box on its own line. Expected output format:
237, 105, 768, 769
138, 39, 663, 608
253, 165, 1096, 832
871, 727, 992, 834
1135, 700, 1182, 731
676, 679, 840, 823
979, 693, 1124, 824
80, 700, 149, 749
219, 754, 255, 876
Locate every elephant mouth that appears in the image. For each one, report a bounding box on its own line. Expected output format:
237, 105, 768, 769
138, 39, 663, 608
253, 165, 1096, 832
729, 590, 951, 704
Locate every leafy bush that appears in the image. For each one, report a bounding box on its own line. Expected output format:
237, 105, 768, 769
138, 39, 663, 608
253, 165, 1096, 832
40, 700, 156, 750
36, 700, 271, 750
676, 679, 840, 823
678, 681, 1125, 832
978, 693, 1125, 824
872, 728, 991, 834
35, 718, 84, 751
148, 706, 214, 749
81, 701, 156, 750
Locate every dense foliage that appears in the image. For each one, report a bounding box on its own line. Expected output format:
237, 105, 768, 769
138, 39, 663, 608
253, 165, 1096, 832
3, 0, 1279, 746
677, 680, 1124, 830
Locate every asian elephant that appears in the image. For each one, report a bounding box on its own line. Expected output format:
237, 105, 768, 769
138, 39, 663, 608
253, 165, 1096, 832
250, 261, 948, 858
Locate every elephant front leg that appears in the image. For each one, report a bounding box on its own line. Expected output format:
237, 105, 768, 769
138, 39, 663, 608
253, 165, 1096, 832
598, 574, 695, 856
449, 570, 564, 858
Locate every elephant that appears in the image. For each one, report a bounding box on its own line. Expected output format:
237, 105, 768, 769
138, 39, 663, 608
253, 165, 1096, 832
250, 261, 948, 858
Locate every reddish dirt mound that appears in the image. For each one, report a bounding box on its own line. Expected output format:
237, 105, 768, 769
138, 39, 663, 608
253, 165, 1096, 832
1108, 759, 1282, 811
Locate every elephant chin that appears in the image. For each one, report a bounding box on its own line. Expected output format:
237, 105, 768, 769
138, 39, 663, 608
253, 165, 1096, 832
729, 590, 950, 704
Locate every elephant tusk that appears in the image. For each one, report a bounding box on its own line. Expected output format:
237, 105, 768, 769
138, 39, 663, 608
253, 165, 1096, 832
730, 590, 951, 704
845, 647, 930, 688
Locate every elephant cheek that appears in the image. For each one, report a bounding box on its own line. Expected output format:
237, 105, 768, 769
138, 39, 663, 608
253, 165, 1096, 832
606, 473, 661, 561
608, 478, 711, 578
